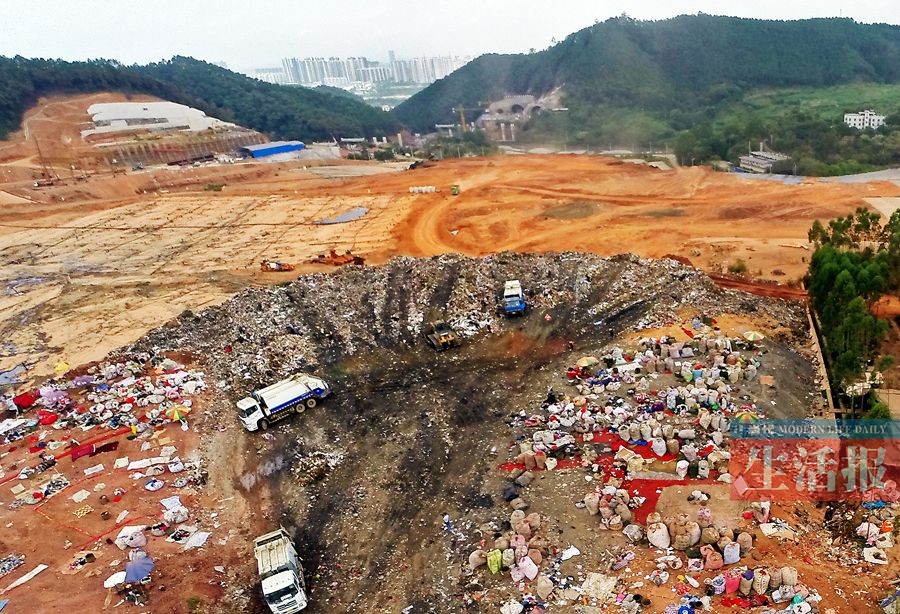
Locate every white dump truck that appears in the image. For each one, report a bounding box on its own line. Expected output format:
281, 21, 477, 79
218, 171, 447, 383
254, 528, 308, 613
237, 374, 330, 432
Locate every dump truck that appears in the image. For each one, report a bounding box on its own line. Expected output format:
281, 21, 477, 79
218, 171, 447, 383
254, 528, 308, 613
237, 374, 330, 432
501, 280, 527, 316
424, 320, 460, 351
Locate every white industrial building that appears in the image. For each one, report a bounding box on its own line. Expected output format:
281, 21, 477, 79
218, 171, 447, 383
81, 102, 234, 138
844, 109, 886, 130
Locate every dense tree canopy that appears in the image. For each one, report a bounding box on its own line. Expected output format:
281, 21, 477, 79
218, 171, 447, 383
0, 56, 398, 142
807, 208, 899, 391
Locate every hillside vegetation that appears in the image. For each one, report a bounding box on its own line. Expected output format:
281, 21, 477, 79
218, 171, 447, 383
394, 15, 900, 173
0, 56, 398, 141
807, 208, 900, 405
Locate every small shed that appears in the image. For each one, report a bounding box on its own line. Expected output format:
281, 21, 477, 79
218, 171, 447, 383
239, 141, 305, 158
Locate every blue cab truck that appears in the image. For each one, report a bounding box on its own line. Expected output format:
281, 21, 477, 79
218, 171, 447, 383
502, 280, 527, 316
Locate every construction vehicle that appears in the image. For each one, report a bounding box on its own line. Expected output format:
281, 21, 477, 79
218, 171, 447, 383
261, 261, 295, 272
450, 185, 460, 195
254, 528, 308, 613
501, 280, 527, 317
424, 320, 460, 351
310, 249, 365, 267
237, 374, 331, 432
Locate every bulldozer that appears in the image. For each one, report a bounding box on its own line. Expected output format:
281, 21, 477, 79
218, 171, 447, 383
424, 320, 460, 351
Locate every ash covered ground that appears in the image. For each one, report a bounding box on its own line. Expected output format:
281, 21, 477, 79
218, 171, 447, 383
124, 253, 816, 613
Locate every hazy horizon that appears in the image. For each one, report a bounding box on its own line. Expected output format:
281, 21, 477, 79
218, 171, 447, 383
4, 0, 900, 71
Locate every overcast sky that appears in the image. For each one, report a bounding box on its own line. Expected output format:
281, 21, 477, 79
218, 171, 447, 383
3, 0, 900, 70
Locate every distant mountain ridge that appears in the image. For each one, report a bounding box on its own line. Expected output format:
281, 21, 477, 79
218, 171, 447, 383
0, 56, 398, 141
393, 15, 900, 132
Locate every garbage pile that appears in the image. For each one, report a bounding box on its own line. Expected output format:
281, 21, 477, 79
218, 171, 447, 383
474, 316, 844, 612
124, 253, 806, 398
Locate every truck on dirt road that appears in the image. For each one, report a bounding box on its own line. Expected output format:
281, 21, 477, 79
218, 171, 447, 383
501, 280, 527, 316
424, 320, 461, 351
254, 528, 308, 613
237, 374, 331, 432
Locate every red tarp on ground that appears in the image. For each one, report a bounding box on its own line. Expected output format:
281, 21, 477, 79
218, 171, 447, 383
12, 392, 37, 409
626, 477, 719, 524
499, 429, 720, 525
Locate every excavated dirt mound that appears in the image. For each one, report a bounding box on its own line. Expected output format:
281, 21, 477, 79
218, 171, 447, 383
123, 253, 817, 613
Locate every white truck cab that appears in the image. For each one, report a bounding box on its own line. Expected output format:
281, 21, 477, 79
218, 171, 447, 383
255, 528, 307, 613
238, 374, 330, 432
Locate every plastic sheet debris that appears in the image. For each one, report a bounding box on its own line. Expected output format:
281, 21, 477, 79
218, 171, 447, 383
183, 531, 211, 550
560, 545, 580, 561
1, 564, 47, 594
317, 207, 368, 224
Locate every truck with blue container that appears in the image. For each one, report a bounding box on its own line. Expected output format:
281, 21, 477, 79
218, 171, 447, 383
501, 280, 527, 316
237, 374, 331, 432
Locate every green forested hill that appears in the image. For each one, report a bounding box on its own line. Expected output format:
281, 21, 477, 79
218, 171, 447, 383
0, 56, 398, 141
395, 15, 900, 131
393, 15, 900, 173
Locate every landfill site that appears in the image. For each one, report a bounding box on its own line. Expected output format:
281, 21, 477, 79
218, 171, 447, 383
2, 95, 900, 613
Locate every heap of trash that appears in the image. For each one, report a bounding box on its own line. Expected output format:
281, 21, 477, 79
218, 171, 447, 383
124, 253, 806, 397
450, 314, 851, 613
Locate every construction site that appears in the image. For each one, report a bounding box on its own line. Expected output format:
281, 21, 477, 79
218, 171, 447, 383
1, 93, 900, 613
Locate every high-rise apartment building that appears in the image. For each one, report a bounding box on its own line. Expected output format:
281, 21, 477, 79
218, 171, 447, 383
272, 53, 472, 86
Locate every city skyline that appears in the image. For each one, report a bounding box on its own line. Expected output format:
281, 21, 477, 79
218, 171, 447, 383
252, 53, 472, 86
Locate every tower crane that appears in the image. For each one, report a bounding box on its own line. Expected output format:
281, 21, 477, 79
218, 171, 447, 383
451, 103, 489, 134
